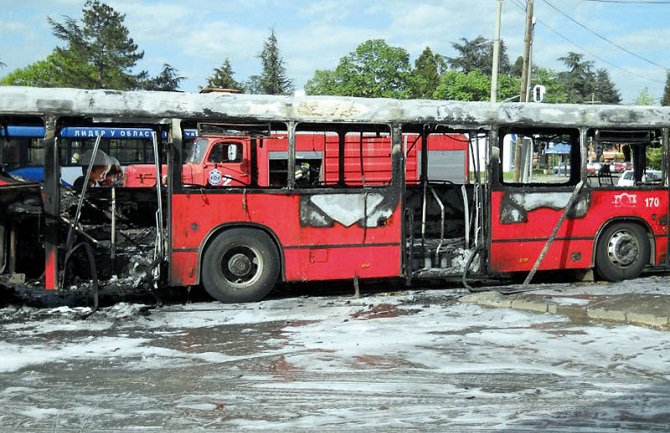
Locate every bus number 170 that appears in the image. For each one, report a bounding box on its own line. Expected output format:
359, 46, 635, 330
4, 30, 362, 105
645, 197, 660, 208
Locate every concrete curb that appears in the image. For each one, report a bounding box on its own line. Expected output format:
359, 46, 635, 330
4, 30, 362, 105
459, 290, 670, 330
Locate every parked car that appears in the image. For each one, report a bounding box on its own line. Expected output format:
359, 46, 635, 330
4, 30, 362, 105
609, 161, 633, 173
586, 161, 602, 175
617, 169, 662, 186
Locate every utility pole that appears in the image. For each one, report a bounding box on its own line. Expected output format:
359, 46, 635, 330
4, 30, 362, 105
490, 0, 503, 102
513, 0, 534, 182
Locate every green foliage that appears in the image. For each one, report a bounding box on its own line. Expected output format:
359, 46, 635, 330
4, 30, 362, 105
447, 36, 511, 76
247, 28, 293, 95
434, 70, 490, 101
557, 52, 594, 103
410, 47, 446, 99
140, 64, 184, 91
662, 72, 670, 106
635, 87, 655, 106
647, 147, 662, 170
2, 11, 627, 108
531, 67, 569, 103
593, 69, 621, 104
206, 58, 244, 91
0, 51, 63, 86
303, 69, 338, 95
511, 56, 523, 78
47, 0, 144, 89
555, 52, 622, 104
432, 70, 519, 102
305, 39, 412, 98
498, 74, 522, 101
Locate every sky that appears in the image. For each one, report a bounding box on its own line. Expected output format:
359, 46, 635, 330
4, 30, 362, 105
0, 0, 668, 104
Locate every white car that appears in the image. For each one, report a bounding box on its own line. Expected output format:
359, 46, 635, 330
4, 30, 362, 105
617, 169, 662, 186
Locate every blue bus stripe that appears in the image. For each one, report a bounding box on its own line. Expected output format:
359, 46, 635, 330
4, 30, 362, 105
1, 126, 197, 139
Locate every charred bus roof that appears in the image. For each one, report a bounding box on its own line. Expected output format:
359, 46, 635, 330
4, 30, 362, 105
1, 86, 670, 130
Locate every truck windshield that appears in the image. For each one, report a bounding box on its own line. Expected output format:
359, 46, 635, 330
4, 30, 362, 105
185, 138, 208, 164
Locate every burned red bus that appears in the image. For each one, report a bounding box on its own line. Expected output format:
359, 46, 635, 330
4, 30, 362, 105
0, 87, 668, 303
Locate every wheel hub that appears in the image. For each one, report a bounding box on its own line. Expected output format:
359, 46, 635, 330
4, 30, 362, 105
228, 253, 253, 277
607, 231, 638, 267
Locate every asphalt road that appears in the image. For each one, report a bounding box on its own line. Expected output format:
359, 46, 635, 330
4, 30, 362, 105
1, 281, 669, 432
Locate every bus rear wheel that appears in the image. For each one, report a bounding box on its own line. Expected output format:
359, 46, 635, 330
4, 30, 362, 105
595, 222, 649, 282
201, 228, 280, 303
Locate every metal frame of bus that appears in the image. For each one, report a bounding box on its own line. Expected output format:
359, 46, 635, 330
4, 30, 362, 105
0, 86, 668, 303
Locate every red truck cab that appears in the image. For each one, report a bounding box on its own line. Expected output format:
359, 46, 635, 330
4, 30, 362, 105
124, 135, 251, 187
182, 136, 250, 187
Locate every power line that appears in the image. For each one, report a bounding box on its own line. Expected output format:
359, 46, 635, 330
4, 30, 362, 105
582, 0, 670, 3
509, 0, 665, 84
542, 0, 669, 71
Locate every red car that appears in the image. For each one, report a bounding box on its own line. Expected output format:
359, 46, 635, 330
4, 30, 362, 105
609, 161, 633, 173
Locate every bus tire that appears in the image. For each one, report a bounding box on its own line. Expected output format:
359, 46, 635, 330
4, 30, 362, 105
201, 228, 280, 303
595, 222, 649, 282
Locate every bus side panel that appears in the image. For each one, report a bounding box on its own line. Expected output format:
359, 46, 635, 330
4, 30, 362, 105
283, 245, 401, 281
653, 235, 668, 266
590, 189, 668, 266
169, 250, 198, 286
169, 191, 403, 286
488, 189, 668, 273
490, 239, 593, 272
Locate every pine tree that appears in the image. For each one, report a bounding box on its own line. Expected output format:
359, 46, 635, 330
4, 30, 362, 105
206, 59, 244, 91
557, 52, 595, 103
593, 68, 621, 104
140, 64, 184, 91
48, 0, 144, 89
410, 47, 446, 99
248, 28, 293, 95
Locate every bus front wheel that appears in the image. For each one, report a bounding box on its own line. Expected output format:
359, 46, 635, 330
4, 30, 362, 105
595, 222, 649, 281
201, 228, 280, 303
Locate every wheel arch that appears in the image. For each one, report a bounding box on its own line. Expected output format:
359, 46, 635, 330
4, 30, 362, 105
195, 223, 285, 286
591, 217, 656, 267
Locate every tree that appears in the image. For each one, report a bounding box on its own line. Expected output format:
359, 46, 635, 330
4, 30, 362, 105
530, 66, 570, 103
511, 55, 524, 78
303, 69, 339, 95
593, 68, 621, 104
432, 69, 519, 102
140, 64, 184, 91
635, 87, 655, 106
557, 52, 595, 103
48, 0, 144, 89
206, 58, 244, 91
247, 28, 293, 95
498, 74, 522, 101
434, 70, 486, 101
447, 36, 511, 76
410, 47, 447, 99
305, 39, 412, 98
662, 71, 670, 106
0, 51, 64, 87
